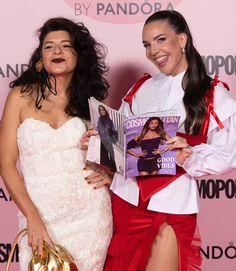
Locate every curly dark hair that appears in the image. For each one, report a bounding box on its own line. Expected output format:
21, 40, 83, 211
10, 17, 109, 120
145, 10, 212, 134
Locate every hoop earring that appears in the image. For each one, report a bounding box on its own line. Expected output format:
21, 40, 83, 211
35, 59, 43, 72
181, 47, 185, 54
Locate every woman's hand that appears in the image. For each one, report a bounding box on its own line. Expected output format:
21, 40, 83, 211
152, 149, 163, 155
139, 150, 148, 157
176, 148, 193, 166
165, 136, 192, 165
166, 136, 189, 150
80, 124, 98, 150
27, 212, 54, 257
84, 164, 114, 189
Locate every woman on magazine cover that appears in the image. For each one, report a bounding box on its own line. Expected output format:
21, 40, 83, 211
127, 117, 171, 176
102, 10, 236, 271
0, 17, 113, 271
97, 105, 118, 172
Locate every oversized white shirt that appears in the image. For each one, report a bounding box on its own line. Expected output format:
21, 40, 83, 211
110, 72, 236, 214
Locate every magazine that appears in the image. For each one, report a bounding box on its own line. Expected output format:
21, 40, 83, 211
125, 115, 179, 177
86, 97, 180, 178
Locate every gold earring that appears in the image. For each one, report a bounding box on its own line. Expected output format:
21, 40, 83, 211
35, 59, 43, 72
181, 47, 185, 54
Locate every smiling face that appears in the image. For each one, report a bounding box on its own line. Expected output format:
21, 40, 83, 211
142, 20, 188, 76
41, 30, 78, 77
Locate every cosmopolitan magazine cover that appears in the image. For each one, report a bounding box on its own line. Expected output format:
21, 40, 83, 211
125, 115, 180, 177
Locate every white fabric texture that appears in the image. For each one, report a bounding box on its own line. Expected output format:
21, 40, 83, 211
17, 117, 113, 271
110, 72, 236, 214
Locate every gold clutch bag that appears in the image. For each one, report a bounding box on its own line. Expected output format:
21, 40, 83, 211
5, 229, 79, 271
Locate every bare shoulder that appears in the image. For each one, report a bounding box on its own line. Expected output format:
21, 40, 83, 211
0, 87, 28, 161
4, 86, 32, 115
1, 87, 29, 126
6, 86, 26, 104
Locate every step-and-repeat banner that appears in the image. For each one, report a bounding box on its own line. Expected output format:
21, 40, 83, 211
0, 1, 236, 270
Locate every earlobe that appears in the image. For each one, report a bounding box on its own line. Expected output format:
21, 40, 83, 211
178, 33, 187, 49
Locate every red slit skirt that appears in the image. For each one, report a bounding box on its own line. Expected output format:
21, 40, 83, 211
104, 194, 202, 271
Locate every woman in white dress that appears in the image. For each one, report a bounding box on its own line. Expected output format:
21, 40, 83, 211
0, 17, 112, 271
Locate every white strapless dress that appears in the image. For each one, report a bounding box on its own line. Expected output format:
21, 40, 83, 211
16, 117, 113, 271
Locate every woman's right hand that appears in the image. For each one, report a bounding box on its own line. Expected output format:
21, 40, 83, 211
80, 124, 98, 150
27, 213, 54, 257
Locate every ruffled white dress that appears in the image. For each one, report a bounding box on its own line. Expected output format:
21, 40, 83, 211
16, 117, 113, 271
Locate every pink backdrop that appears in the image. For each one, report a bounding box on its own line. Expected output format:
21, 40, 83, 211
0, 0, 236, 270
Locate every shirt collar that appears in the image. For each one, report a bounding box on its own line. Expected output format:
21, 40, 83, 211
163, 71, 185, 110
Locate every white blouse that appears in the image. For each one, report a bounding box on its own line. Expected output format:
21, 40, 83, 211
110, 72, 236, 214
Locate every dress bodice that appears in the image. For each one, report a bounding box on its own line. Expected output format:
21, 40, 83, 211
16, 117, 89, 223
140, 137, 161, 158
17, 117, 87, 178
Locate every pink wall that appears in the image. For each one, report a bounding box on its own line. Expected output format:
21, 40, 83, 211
1, 0, 236, 270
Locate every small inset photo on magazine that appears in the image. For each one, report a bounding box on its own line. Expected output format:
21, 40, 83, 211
87, 97, 125, 175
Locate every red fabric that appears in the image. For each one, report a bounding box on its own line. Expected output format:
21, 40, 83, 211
123, 73, 151, 113
104, 194, 202, 271
200, 74, 228, 135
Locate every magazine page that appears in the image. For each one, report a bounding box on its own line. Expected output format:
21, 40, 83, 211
124, 115, 180, 178
86, 97, 126, 175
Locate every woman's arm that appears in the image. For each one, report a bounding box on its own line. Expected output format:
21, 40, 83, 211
126, 137, 146, 158
127, 149, 145, 158
182, 115, 236, 177
0, 88, 53, 255
182, 85, 236, 177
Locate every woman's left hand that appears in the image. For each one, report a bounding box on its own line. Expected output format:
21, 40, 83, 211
152, 149, 163, 155
176, 147, 193, 166
84, 165, 114, 189
166, 136, 189, 150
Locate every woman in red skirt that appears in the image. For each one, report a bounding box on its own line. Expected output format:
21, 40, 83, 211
101, 10, 236, 271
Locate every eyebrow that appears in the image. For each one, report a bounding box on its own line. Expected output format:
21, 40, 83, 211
43, 40, 72, 44
142, 34, 166, 44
